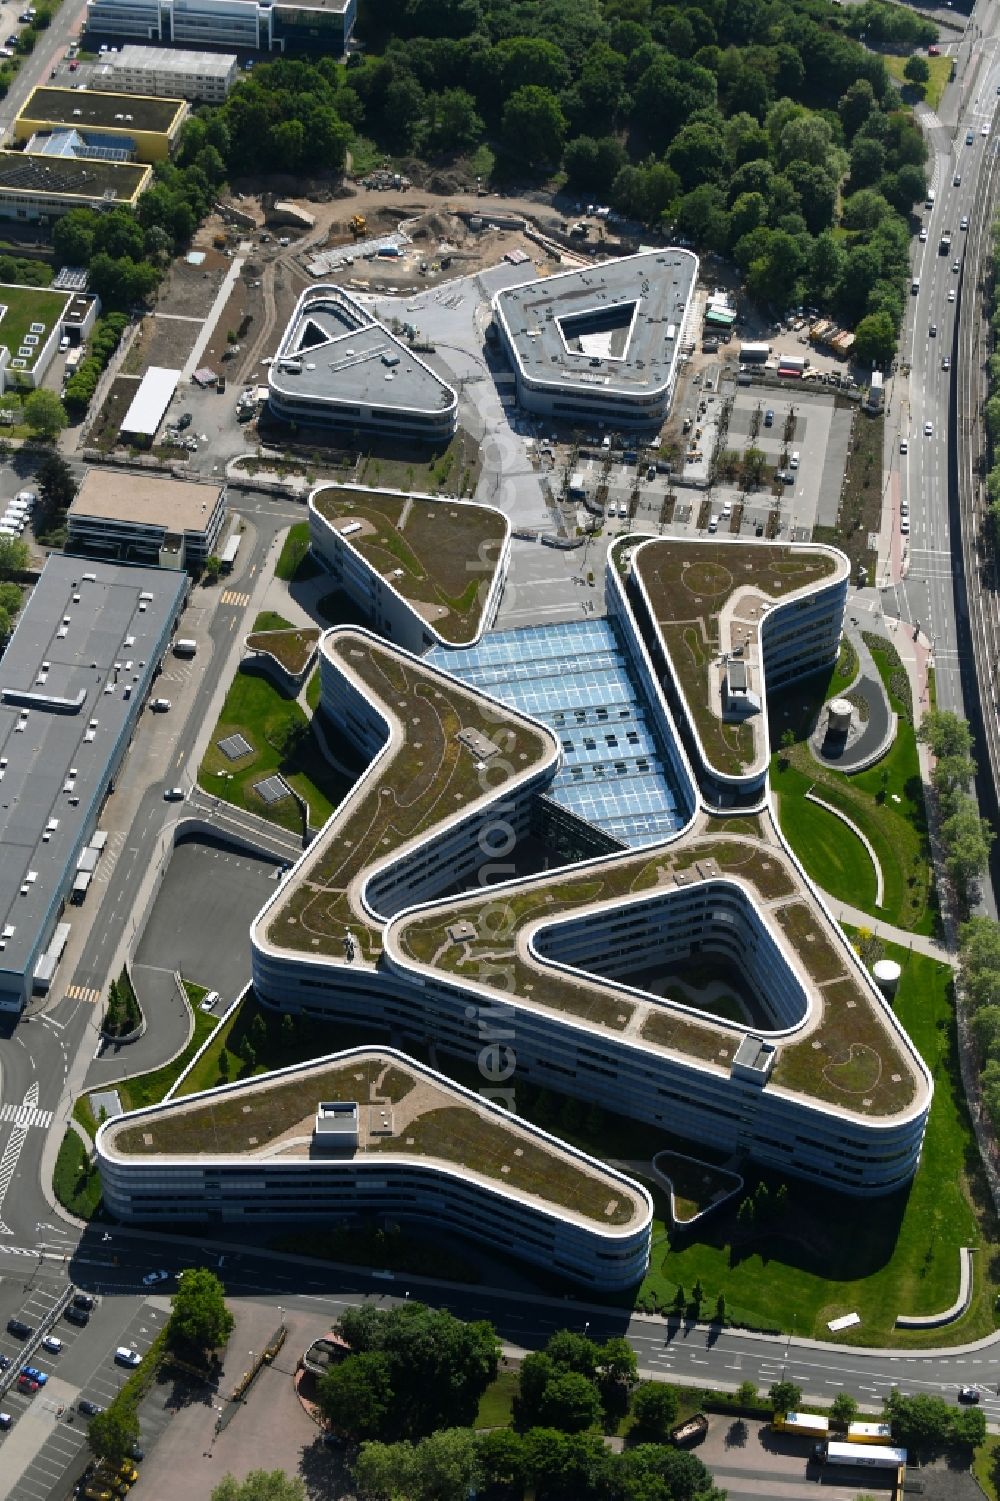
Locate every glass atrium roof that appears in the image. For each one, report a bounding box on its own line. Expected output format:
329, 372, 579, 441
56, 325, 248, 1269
428, 619, 688, 848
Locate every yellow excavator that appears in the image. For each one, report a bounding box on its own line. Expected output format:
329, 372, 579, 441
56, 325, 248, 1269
349, 214, 367, 238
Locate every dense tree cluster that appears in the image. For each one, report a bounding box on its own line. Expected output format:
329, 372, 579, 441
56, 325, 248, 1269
514, 1330, 639, 1432
318, 1302, 500, 1442
884, 1390, 986, 1453
354, 1425, 724, 1500
165, 1267, 234, 1357
959, 914, 1000, 1139
336, 0, 929, 332
918, 710, 994, 906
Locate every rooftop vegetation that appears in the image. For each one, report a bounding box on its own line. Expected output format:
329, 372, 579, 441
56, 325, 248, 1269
245, 624, 320, 678
313, 488, 505, 643
631, 540, 840, 776
265, 633, 554, 957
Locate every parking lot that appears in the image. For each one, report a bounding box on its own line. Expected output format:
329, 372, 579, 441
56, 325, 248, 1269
0, 1271, 166, 1501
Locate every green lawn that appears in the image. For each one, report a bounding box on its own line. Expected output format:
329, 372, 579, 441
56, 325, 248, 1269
198, 668, 349, 833
274, 523, 319, 582
629, 946, 999, 1346
885, 52, 952, 113
974, 1437, 1000, 1499
476, 1371, 519, 1428
775, 790, 878, 911
770, 636, 935, 933
253, 611, 293, 633
53, 1129, 103, 1219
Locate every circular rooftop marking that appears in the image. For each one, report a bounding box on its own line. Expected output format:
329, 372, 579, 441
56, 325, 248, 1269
683, 560, 733, 597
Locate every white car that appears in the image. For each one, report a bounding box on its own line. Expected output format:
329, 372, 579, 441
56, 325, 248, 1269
721, 500, 732, 518
901, 515, 910, 534
918, 226, 928, 242
924, 421, 934, 436
901, 500, 909, 516
900, 438, 908, 454
142, 1270, 169, 1286
41, 1336, 62, 1355
983, 123, 990, 136
114, 1347, 141, 1368
790, 451, 800, 469
948, 289, 956, 302
961, 215, 969, 230
953, 260, 961, 272
708, 514, 719, 533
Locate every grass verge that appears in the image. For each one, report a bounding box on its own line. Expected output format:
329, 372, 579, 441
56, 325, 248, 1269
812, 403, 880, 582
252, 611, 293, 633
53, 1129, 103, 1219
118, 980, 217, 1115
476, 1371, 519, 1428
198, 667, 349, 833
274, 523, 317, 583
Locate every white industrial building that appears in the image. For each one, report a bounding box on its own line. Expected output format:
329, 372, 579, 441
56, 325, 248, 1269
491, 248, 699, 431
268, 285, 458, 444
95, 45, 238, 102
85, 0, 356, 56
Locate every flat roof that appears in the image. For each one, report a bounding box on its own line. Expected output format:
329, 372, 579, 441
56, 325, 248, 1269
493, 249, 698, 398
629, 538, 847, 777
270, 286, 457, 419
275, 0, 352, 12
0, 282, 71, 373
253, 620, 927, 1127
119, 366, 180, 439
112, 44, 237, 73
0, 555, 186, 990
311, 487, 506, 644
100, 1048, 650, 1232
69, 469, 224, 537
0, 150, 149, 202
18, 87, 186, 134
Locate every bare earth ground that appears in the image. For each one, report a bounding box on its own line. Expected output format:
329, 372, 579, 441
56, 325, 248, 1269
138, 1304, 351, 1501
122, 314, 202, 375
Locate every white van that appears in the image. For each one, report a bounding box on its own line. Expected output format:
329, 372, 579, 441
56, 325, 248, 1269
926, 187, 936, 208
790, 451, 800, 469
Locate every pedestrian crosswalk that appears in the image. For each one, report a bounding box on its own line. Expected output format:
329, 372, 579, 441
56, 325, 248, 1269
221, 589, 250, 608
0, 1102, 52, 1130
64, 983, 101, 1005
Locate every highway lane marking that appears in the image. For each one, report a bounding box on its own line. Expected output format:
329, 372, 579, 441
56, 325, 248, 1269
0, 1080, 39, 1233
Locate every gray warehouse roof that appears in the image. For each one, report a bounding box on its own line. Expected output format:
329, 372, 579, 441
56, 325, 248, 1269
493, 249, 698, 398
0, 555, 186, 1004
269, 285, 457, 418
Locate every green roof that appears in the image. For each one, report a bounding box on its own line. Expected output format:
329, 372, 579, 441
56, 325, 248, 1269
313, 487, 506, 644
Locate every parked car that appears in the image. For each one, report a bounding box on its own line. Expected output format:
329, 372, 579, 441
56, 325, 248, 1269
41, 1336, 62, 1355
142, 1269, 170, 1285
22, 1367, 47, 1386
65, 1305, 90, 1326
79, 1399, 103, 1416
6, 1319, 31, 1339
114, 1347, 141, 1369
17, 1375, 39, 1395
764, 408, 774, 426
0, 1412, 11, 1429
73, 1293, 95, 1311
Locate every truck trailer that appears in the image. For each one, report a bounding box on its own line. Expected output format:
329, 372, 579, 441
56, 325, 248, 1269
775, 1413, 831, 1439
847, 1422, 893, 1445
815, 1441, 907, 1469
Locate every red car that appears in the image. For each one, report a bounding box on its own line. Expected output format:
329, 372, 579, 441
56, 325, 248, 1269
928, 45, 940, 56
68, 58, 77, 70
17, 1375, 38, 1395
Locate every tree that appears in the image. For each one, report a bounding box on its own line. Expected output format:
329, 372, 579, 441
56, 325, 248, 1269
353, 1440, 417, 1500
88, 1401, 140, 1466
918, 710, 974, 761
477, 1428, 527, 1492
768, 1379, 802, 1415
0, 535, 28, 580
595, 1336, 637, 1391
735, 1379, 758, 1406
951, 1406, 987, 1448
854, 312, 897, 369
210, 1474, 306, 1501
36, 450, 77, 524
412, 1428, 479, 1500
884, 1390, 952, 1451
960, 916, 1000, 1009
903, 55, 930, 86
427, 88, 483, 152
203, 554, 222, 584
167, 1267, 234, 1356
630, 1381, 679, 1441
501, 85, 566, 168
941, 795, 994, 904
23, 388, 67, 442
545, 1330, 598, 1378
830, 1392, 858, 1427
317, 1350, 393, 1441
537, 1370, 602, 1433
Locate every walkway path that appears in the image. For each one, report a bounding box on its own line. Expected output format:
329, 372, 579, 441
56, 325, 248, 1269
181, 257, 246, 381
824, 895, 956, 966
805, 790, 885, 906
